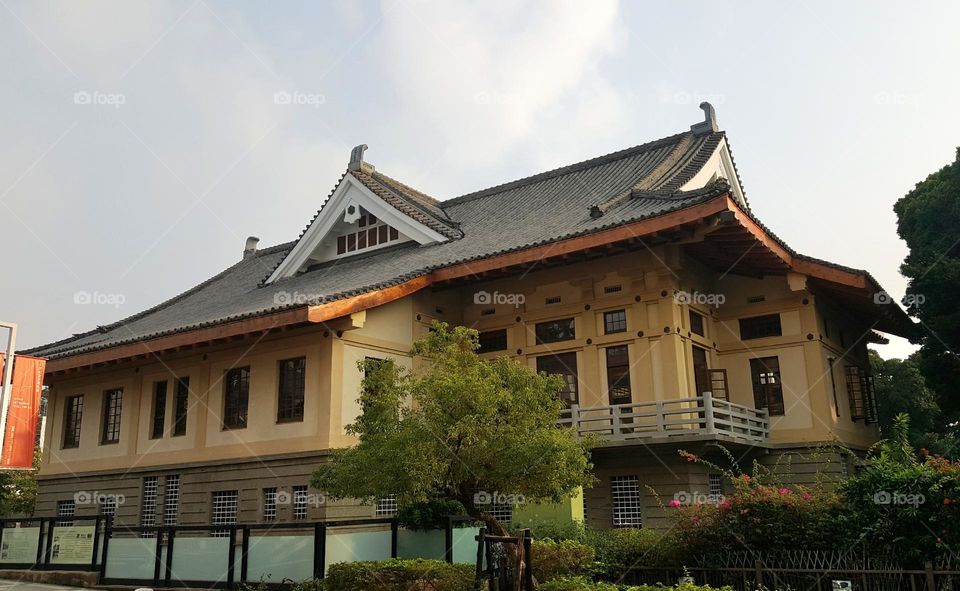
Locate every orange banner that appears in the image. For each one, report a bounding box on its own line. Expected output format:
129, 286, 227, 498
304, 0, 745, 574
0, 353, 46, 469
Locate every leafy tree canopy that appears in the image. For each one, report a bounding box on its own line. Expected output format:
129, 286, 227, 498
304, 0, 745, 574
312, 322, 595, 534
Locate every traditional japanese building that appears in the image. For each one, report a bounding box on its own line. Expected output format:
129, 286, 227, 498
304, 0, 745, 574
24, 104, 912, 530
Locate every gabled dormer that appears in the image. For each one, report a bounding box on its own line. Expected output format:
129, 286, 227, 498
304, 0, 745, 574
266, 145, 461, 283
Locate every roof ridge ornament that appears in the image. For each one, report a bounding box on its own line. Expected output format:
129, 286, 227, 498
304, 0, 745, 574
348, 144, 375, 173
690, 102, 719, 136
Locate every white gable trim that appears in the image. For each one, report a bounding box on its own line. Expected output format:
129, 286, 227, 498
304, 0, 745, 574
266, 173, 448, 284
679, 137, 746, 208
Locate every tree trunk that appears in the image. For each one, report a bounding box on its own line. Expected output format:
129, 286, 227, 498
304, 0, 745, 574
471, 511, 535, 590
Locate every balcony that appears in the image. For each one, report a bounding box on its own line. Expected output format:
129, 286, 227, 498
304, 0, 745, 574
559, 393, 769, 446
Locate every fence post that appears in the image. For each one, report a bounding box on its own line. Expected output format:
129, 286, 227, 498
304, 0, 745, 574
241, 526, 250, 583
925, 561, 936, 591
444, 516, 454, 563
90, 516, 102, 571
153, 527, 163, 584
702, 392, 715, 433
34, 520, 45, 568
474, 528, 486, 591
43, 518, 55, 569
754, 559, 763, 589
656, 401, 665, 433
313, 523, 326, 579
522, 529, 533, 591
390, 520, 399, 558
164, 528, 175, 587
98, 517, 112, 582
227, 525, 237, 588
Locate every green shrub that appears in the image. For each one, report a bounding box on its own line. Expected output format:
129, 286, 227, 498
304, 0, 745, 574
539, 576, 619, 591
395, 499, 468, 530
531, 538, 595, 581
511, 519, 587, 542
324, 559, 473, 591
584, 528, 674, 577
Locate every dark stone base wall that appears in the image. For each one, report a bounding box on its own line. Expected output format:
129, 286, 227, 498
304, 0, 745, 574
36, 452, 374, 527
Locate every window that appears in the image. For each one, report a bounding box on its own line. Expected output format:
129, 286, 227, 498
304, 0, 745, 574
375, 495, 398, 516
164, 475, 181, 526
57, 500, 76, 526
141, 476, 158, 528
477, 329, 508, 353
101, 389, 123, 444
211, 491, 238, 536
840, 454, 850, 479
845, 366, 878, 423
486, 504, 513, 525
293, 485, 309, 520
100, 495, 117, 517
692, 346, 710, 396
336, 207, 402, 255
828, 358, 841, 418
173, 377, 189, 436
611, 476, 642, 528
690, 310, 705, 337
603, 310, 627, 334
739, 314, 782, 340
277, 357, 306, 422
708, 474, 723, 500
223, 367, 250, 429
535, 318, 576, 344
151, 381, 167, 439
536, 353, 579, 404
263, 488, 278, 522
605, 346, 632, 405
750, 357, 785, 416
63, 395, 83, 448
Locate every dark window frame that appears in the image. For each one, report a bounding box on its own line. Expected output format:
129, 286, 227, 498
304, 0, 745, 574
223, 367, 250, 430
536, 352, 579, 405
750, 357, 785, 416
535, 318, 576, 344
63, 395, 83, 449
173, 377, 189, 436
605, 345, 632, 405
277, 357, 306, 423
603, 309, 627, 335
151, 381, 167, 439
101, 388, 123, 444
477, 329, 508, 353
689, 310, 706, 337
739, 314, 782, 340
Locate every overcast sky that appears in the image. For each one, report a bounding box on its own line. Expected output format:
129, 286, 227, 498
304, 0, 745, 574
2, 1, 958, 359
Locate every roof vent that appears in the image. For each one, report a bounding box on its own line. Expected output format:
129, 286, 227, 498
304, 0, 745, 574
690, 102, 719, 136
348, 144, 375, 173
243, 236, 260, 260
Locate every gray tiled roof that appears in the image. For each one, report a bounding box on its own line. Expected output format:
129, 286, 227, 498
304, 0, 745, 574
25, 129, 737, 359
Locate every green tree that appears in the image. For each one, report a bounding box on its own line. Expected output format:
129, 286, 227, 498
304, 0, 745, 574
869, 350, 956, 455
893, 147, 960, 446
0, 448, 40, 517
312, 322, 595, 539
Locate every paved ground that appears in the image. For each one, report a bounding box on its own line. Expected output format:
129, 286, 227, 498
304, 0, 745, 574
0, 581, 88, 591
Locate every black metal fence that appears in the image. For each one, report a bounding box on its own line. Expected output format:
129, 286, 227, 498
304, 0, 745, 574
0, 516, 104, 572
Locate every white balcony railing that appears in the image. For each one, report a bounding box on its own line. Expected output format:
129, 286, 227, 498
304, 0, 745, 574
558, 392, 769, 445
